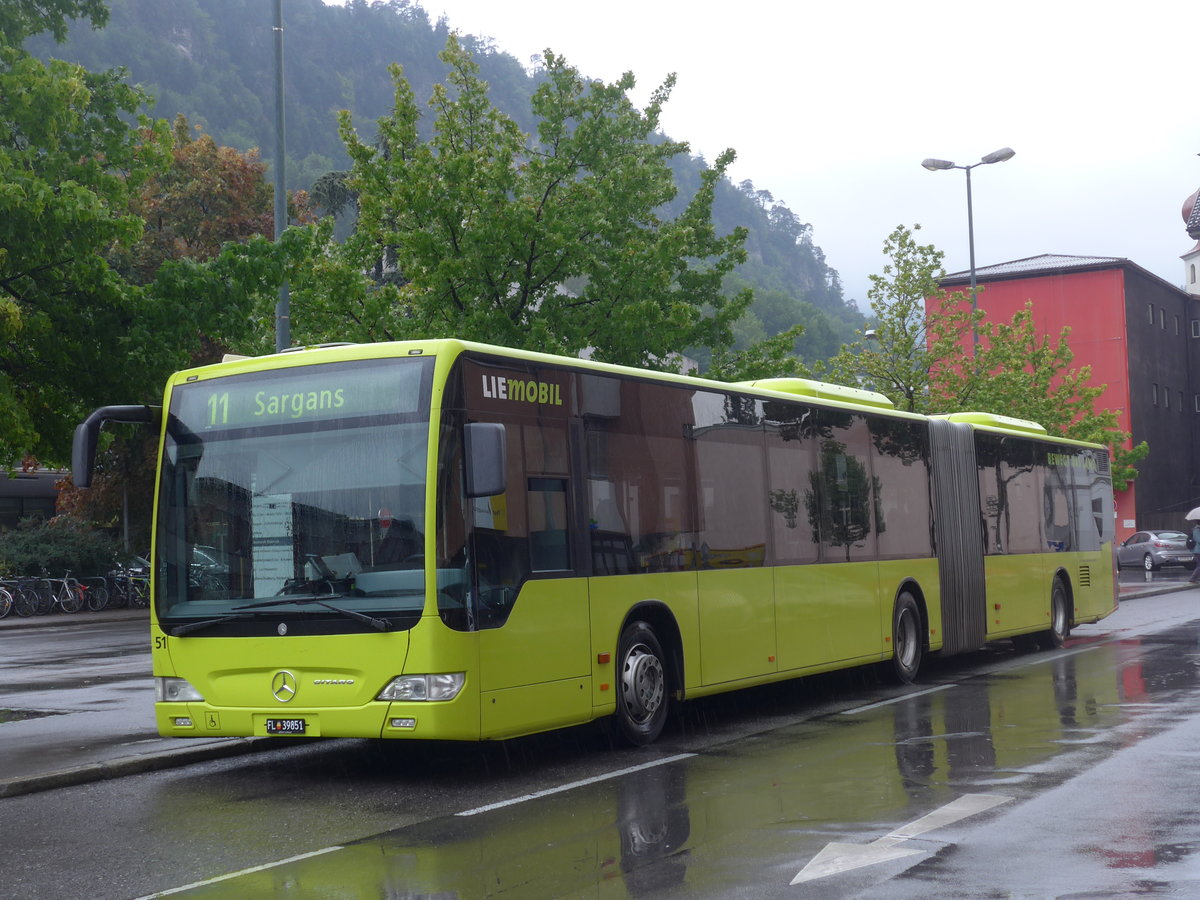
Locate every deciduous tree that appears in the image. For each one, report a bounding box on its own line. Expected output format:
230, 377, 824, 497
819, 225, 1146, 489
114, 115, 277, 284
312, 36, 755, 370
0, 2, 171, 464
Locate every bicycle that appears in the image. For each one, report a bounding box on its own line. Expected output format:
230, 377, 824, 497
43, 571, 86, 614
2, 579, 37, 617
0, 584, 11, 619
80, 576, 109, 612
16, 577, 53, 615
108, 567, 149, 609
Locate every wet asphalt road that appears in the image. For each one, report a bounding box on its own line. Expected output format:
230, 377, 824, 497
4, 583, 1200, 898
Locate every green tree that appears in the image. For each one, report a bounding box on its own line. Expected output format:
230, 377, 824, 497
820, 225, 1146, 490
818, 224, 972, 411
0, 1, 171, 464
0, 0, 109, 45
964, 304, 1147, 490
310, 36, 754, 370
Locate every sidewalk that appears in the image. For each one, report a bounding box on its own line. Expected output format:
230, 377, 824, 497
0, 580, 1191, 800
0, 604, 274, 799
0, 602, 149, 632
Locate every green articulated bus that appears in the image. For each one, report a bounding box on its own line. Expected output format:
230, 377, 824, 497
72, 339, 1117, 745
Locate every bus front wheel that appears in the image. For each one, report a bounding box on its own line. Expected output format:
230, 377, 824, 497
615, 621, 669, 746
888, 592, 923, 685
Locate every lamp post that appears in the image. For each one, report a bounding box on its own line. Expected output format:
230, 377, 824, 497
273, 0, 290, 353
921, 147, 1015, 352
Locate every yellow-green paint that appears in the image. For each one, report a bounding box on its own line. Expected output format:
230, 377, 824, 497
982, 549, 1116, 640
148, 339, 1116, 744
775, 561, 882, 672
984, 555, 1047, 638
698, 567, 777, 684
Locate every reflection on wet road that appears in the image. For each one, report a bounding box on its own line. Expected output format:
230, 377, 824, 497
166, 622, 1200, 899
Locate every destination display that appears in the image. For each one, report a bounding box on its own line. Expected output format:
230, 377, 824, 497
173, 358, 432, 431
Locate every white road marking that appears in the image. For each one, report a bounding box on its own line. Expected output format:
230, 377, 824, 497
133, 846, 344, 898
791, 793, 1011, 885
456, 752, 696, 816
841, 683, 954, 715
842, 644, 1104, 717
136, 755, 696, 896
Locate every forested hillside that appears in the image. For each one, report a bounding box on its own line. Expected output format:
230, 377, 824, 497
27, 0, 862, 360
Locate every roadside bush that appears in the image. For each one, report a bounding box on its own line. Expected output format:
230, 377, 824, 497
0, 517, 121, 577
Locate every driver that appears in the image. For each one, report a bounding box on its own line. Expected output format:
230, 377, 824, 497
375, 516, 422, 566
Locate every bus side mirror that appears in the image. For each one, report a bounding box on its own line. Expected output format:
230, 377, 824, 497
464, 422, 506, 498
72, 405, 160, 488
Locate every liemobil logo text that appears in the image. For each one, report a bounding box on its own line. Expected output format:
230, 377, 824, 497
480, 374, 563, 406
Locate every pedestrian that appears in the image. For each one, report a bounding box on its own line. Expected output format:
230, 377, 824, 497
1189, 519, 1200, 584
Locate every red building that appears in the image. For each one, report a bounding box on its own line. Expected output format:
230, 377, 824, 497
934, 254, 1200, 541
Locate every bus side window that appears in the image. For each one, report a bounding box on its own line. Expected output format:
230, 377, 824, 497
585, 378, 696, 574
815, 410, 876, 562
528, 476, 570, 572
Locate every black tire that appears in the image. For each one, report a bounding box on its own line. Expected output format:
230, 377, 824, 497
887, 592, 923, 685
1143, 554, 1157, 572
615, 621, 670, 746
86, 584, 109, 612
13, 586, 36, 618
1037, 579, 1071, 650
58, 584, 82, 614
32, 581, 53, 615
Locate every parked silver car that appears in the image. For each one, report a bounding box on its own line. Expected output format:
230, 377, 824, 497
1116, 530, 1196, 571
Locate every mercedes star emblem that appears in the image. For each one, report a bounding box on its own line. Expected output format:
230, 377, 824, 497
271, 670, 298, 703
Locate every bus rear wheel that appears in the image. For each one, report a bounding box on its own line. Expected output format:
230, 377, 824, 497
888, 592, 923, 685
615, 621, 669, 746
1037, 580, 1070, 650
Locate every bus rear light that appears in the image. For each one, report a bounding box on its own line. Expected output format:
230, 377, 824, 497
377, 673, 465, 702
156, 677, 204, 703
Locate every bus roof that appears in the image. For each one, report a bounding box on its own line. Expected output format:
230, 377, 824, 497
186, 339, 1102, 449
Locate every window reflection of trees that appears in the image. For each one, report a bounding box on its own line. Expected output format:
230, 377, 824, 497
809, 413, 878, 562
976, 435, 1040, 555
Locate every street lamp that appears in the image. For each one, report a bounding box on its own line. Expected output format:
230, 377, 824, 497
273, 0, 290, 353
921, 147, 1015, 352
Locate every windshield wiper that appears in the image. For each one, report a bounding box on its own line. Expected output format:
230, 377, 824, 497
233, 595, 393, 632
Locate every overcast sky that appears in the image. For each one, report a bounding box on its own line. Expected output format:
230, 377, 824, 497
400, 0, 1198, 311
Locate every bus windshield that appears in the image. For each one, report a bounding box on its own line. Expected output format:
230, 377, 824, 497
155, 357, 436, 633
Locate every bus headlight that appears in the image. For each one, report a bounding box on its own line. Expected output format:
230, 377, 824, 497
377, 673, 464, 702
155, 676, 204, 702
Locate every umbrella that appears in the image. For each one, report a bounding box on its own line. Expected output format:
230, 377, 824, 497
1187, 507, 1200, 521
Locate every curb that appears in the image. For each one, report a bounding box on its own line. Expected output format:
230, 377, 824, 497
0, 607, 149, 632
0, 737, 278, 800
1119, 583, 1196, 601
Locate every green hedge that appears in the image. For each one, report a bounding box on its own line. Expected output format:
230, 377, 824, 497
0, 518, 122, 578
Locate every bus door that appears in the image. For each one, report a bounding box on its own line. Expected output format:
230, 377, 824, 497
463, 364, 591, 737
